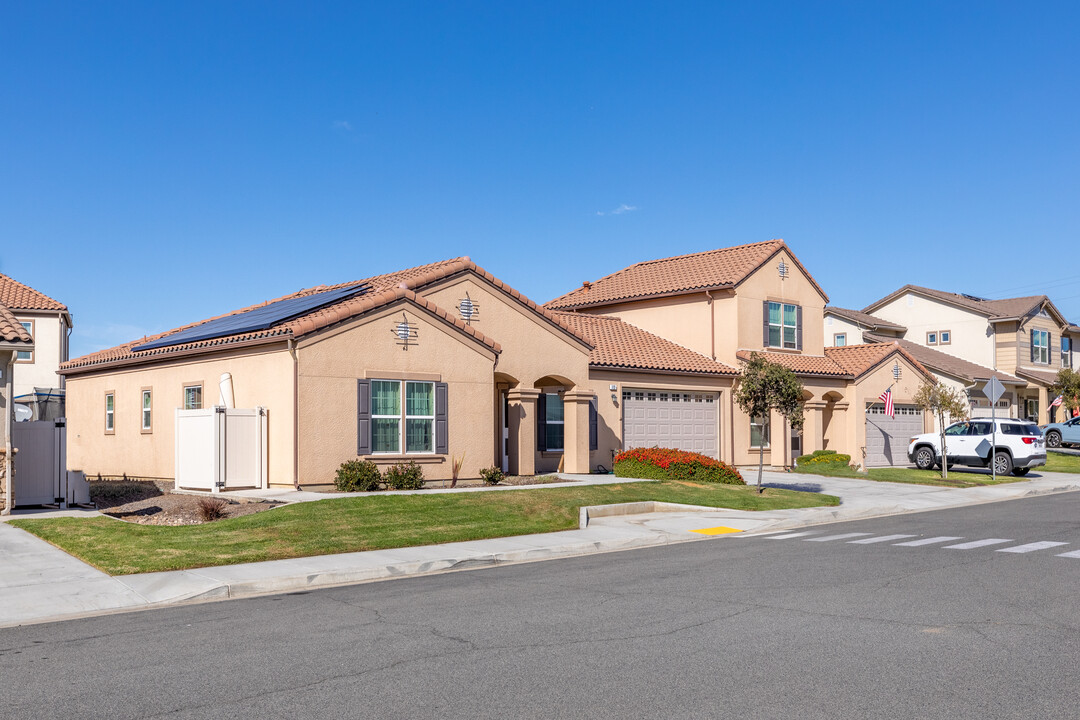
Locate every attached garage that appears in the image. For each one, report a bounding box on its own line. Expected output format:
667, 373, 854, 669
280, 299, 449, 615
864, 404, 922, 467
622, 389, 719, 458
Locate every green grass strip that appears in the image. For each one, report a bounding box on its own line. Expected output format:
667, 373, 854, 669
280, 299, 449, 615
11, 481, 838, 576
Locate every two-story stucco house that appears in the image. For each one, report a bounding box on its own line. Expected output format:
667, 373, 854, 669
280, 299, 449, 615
854, 286, 1080, 424
1, 303, 35, 510
0, 274, 72, 421
546, 240, 934, 469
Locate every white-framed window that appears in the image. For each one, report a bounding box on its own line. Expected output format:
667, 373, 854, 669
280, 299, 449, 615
183, 384, 203, 410
940, 330, 951, 345
1032, 329, 1049, 365
16, 321, 32, 361
371, 380, 435, 454
545, 393, 565, 452
1063, 337, 1072, 368
104, 392, 115, 433
927, 331, 938, 345
834, 333, 847, 347
768, 302, 799, 349
750, 414, 770, 448
141, 389, 153, 432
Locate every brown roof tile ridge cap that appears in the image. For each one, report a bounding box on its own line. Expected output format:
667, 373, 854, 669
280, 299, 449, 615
631, 238, 784, 268
407, 290, 501, 353
0, 272, 68, 311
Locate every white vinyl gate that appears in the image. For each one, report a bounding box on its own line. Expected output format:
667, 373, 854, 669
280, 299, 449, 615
175, 407, 268, 491
11, 420, 66, 506
622, 389, 719, 458
865, 404, 923, 467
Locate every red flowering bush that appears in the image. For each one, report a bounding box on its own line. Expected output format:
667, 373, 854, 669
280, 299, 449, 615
614, 447, 744, 485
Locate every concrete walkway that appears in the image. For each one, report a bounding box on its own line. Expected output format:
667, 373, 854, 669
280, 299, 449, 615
2, 469, 1080, 629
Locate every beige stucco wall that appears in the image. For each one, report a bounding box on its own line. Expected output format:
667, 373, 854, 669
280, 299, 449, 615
12, 312, 67, 397
734, 250, 827, 358
871, 293, 995, 369
577, 293, 717, 359
296, 299, 497, 485
588, 369, 734, 467
64, 343, 295, 483
824, 315, 864, 347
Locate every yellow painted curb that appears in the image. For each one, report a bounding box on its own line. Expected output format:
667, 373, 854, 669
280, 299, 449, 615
690, 526, 742, 536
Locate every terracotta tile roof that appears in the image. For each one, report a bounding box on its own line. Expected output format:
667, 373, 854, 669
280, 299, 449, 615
0, 273, 67, 312
545, 239, 828, 310
824, 342, 932, 380
825, 306, 905, 332
552, 312, 737, 376
735, 350, 850, 378
863, 332, 1024, 385
60, 257, 584, 374
1014, 367, 1060, 387
865, 285, 1048, 322
0, 304, 33, 344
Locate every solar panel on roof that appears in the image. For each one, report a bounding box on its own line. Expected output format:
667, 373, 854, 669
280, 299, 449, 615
132, 283, 370, 352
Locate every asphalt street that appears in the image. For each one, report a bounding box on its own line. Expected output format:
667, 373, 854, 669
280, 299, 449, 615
3, 493, 1080, 719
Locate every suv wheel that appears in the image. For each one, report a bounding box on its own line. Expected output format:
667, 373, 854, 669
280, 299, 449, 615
1047, 431, 1062, 449
993, 451, 1013, 475
914, 446, 935, 470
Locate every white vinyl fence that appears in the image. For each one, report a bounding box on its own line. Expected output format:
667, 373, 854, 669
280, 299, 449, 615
175, 407, 268, 492
10, 419, 89, 507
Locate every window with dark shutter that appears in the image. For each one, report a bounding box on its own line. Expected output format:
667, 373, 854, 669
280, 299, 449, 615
796, 306, 803, 351
762, 300, 770, 347
589, 398, 598, 451
537, 393, 547, 452
435, 382, 448, 454
357, 379, 372, 455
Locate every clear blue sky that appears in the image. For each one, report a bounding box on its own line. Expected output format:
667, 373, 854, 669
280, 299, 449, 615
3, 1, 1079, 358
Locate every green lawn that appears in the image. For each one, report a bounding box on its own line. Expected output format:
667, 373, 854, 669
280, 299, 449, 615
11, 481, 838, 576
794, 451, 1080, 490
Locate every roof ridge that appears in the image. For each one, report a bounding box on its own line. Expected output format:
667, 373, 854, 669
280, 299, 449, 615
630, 239, 783, 269
0, 272, 68, 312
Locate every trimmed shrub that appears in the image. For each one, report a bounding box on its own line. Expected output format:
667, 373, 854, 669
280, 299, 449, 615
384, 460, 425, 490
614, 448, 745, 485
335, 459, 382, 492
479, 466, 505, 485
811, 449, 837, 457
197, 497, 229, 522
796, 452, 851, 467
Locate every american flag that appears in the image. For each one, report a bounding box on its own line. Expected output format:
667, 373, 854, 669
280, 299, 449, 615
1051, 394, 1063, 408
879, 387, 894, 417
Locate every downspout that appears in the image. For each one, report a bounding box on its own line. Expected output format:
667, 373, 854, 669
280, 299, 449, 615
3, 355, 14, 515
288, 338, 300, 490
705, 290, 716, 360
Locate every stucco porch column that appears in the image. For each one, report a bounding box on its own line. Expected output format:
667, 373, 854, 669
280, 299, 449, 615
769, 412, 789, 469
507, 388, 540, 476
562, 390, 594, 475
802, 401, 826, 455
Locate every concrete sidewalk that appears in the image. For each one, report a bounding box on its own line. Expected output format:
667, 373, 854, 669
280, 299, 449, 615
3, 469, 1080, 629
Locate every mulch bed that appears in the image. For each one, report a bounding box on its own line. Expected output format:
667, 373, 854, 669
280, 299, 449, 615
90, 481, 279, 526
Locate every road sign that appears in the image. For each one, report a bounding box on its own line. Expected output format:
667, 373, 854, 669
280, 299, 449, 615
984, 377, 1006, 404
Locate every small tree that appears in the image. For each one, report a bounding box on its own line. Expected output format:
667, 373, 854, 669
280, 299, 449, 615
912, 380, 968, 479
1052, 368, 1080, 419
735, 353, 805, 493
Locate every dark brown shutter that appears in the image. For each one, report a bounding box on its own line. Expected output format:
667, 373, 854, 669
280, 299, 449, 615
1031, 330, 1037, 363
589, 398, 598, 451
537, 393, 547, 452
796, 305, 803, 351
357, 379, 371, 456
435, 382, 448, 454
1049, 334, 1054, 366
762, 300, 770, 347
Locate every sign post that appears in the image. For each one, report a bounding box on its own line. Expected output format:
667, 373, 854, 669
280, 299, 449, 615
984, 377, 1007, 481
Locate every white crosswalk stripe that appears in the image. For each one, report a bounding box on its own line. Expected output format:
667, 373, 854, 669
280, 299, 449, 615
893, 536, 963, 546
804, 533, 874, 542
1056, 549, 1080, 558
997, 541, 1069, 554
848, 534, 917, 544
766, 531, 821, 540
944, 539, 1013, 550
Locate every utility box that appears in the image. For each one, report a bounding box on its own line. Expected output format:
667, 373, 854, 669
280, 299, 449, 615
175, 407, 268, 492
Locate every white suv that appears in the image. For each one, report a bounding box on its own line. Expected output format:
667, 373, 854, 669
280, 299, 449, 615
907, 419, 1046, 476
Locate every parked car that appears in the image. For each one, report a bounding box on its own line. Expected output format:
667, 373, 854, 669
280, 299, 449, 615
1041, 415, 1080, 449
908, 419, 1046, 476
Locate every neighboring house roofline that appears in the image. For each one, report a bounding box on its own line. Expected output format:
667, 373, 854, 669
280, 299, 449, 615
825, 342, 934, 383
862, 331, 1025, 386
824, 306, 907, 332
863, 284, 1063, 325
1014, 367, 1060, 387
0, 304, 34, 345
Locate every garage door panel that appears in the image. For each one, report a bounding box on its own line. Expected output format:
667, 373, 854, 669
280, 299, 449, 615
622, 390, 719, 459
865, 405, 922, 467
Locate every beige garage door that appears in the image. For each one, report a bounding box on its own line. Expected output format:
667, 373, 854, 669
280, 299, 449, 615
865, 404, 922, 467
622, 389, 719, 458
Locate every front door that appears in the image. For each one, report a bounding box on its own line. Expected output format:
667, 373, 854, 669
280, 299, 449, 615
500, 392, 510, 473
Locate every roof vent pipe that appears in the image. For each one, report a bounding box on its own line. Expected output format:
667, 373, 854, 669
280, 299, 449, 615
219, 372, 235, 409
